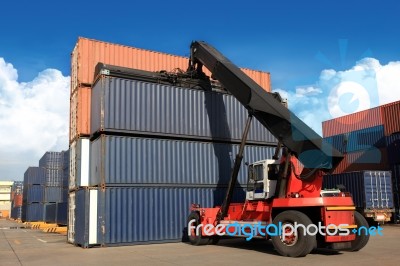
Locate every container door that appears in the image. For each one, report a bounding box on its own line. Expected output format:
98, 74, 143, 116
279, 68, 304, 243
68, 192, 76, 243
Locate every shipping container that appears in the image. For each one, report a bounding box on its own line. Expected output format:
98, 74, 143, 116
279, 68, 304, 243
44, 186, 63, 203
382, 101, 400, 136
68, 188, 99, 246
390, 164, 400, 221
26, 203, 45, 222
12, 181, 23, 195
69, 138, 90, 190
25, 185, 44, 203
71, 37, 270, 94
322, 107, 383, 138
332, 147, 388, 174
68, 191, 76, 243
70, 86, 91, 142
91, 76, 276, 144
70, 186, 246, 247
386, 133, 400, 164
44, 168, 63, 187
323, 171, 395, 222
21, 205, 26, 222
39, 151, 63, 169
57, 202, 68, 225
12, 194, 22, 207
11, 206, 22, 220
45, 203, 57, 223
24, 167, 45, 185
90, 135, 275, 186
324, 125, 385, 153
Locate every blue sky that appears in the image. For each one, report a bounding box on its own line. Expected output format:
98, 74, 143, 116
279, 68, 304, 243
1, 0, 400, 180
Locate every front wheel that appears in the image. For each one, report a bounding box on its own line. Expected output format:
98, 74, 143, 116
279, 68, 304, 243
349, 211, 370, 251
271, 210, 316, 257
187, 212, 210, 245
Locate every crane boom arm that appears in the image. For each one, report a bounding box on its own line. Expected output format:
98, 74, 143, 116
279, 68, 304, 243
189, 41, 343, 170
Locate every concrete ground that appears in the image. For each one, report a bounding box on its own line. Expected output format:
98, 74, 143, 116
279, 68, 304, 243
1, 219, 399, 266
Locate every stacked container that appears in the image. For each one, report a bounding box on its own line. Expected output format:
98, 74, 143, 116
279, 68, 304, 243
22, 151, 69, 222
10, 181, 23, 220
322, 100, 400, 221
68, 38, 275, 247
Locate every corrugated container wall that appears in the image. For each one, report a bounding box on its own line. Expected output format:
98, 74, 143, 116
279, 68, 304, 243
45, 203, 57, 223
324, 125, 385, 153
322, 107, 383, 138
72, 186, 246, 247
386, 133, 400, 164
25, 185, 44, 203
26, 203, 45, 222
71, 37, 271, 93
11, 206, 22, 220
382, 101, 400, 136
57, 202, 68, 225
332, 148, 388, 174
91, 77, 276, 144
70, 86, 91, 142
39, 152, 63, 169
69, 138, 90, 190
390, 164, 400, 217
323, 171, 394, 210
24, 167, 45, 185
90, 135, 275, 186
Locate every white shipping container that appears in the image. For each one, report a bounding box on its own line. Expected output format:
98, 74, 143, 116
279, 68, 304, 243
69, 138, 90, 190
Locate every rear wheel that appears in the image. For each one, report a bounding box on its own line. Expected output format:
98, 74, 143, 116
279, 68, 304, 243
271, 210, 316, 257
187, 212, 210, 245
349, 211, 370, 251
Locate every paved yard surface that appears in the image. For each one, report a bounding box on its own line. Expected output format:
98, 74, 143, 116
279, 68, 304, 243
1, 219, 399, 266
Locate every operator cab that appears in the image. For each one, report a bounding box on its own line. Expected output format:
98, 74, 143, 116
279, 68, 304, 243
246, 159, 279, 200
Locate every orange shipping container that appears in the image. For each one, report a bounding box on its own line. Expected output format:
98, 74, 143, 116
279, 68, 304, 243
71, 37, 271, 93
322, 107, 383, 137
13, 194, 23, 208
70, 86, 91, 143
382, 101, 400, 136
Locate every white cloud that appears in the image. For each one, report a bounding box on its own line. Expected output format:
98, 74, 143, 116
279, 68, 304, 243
273, 58, 400, 136
0, 58, 69, 180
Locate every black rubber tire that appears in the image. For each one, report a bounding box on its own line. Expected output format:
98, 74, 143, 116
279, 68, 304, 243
271, 210, 316, 257
350, 211, 370, 251
187, 212, 210, 245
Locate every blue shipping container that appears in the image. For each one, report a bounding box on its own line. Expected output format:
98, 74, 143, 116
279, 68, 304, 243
45, 203, 57, 223
44, 168, 63, 187
70, 186, 246, 247
323, 171, 394, 210
26, 185, 44, 203
26, 203, 45, 222
11, 206, 22, 220
45, 187, 63, 203
24, 167, 45, 185
90, 135, 275, 186
324, 125, 385, 153
39, 151, 63, 169
386, 133, 400, 164
91, 76, 277, 145
56, 202, 68, 225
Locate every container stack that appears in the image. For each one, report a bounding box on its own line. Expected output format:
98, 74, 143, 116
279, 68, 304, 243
68, 38, 276, 247
22, 151, 69, 222
322, 100, 400, 220
10, 181, 23, 220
